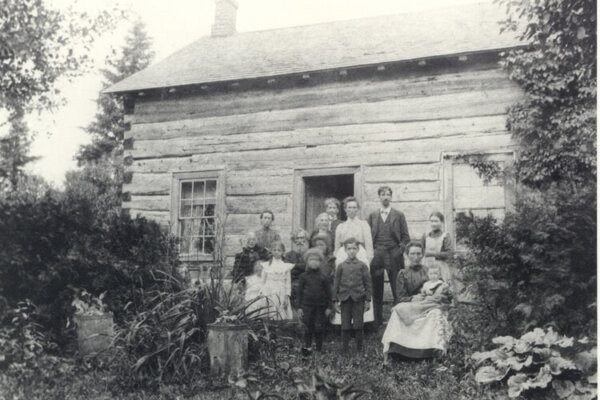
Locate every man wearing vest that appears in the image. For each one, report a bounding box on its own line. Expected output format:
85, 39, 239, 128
367, 186, 411, 329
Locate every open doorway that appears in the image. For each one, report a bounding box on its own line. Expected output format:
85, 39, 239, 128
303, 174, 354, 232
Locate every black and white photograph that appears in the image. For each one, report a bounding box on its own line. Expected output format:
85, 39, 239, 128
0, 0, 596, 398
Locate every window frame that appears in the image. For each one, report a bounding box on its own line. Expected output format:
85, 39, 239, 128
442, 151, 515, 251
170, 170, 225, 262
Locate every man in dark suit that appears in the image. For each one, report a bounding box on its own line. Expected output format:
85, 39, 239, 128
367, 186, 411, 329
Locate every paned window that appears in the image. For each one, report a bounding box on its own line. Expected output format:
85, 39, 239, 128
171, 171, 223, 260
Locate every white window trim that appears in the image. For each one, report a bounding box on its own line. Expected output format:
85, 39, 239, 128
170, 170, 226, 262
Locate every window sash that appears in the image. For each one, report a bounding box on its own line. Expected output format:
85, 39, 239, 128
174, 177, 219, 257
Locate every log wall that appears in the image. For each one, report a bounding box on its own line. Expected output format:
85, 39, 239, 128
122, 63, 522, 269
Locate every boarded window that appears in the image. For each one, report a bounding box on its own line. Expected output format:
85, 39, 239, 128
443, 153, 514, 250
171, 171, 223, 261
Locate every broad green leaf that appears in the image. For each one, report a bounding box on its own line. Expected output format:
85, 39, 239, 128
529, 365, 553, 389
513, 340, 532, 354
521, 328, 546, 345
472, 350, 498, 364
548, 356, 577, 375
553, 380, 575, 399
492, 336, 518, 350
507, 373, 529, 398
475, 366, 509, 383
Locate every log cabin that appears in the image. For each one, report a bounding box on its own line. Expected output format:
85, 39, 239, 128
106, 1, 524, 277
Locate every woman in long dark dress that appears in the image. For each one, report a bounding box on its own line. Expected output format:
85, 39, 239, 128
382, 242, 452, 363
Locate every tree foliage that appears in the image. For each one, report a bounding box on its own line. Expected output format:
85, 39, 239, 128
77, 18, 154, 164
0, 0, 118, 117
455, 184, 596, 338
496, 0, 596, 188
0, 115, 38, 191
0, 0, 120, 194
0, 187, 180, 348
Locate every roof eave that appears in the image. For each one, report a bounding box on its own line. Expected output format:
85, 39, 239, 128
103, 45, 527, 96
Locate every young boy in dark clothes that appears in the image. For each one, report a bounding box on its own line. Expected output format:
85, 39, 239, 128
231, 231, 270, 284
286, 228, 310, 308
297, 248, 332, 354
332, 237, 372, 353
311, 234, 336, 284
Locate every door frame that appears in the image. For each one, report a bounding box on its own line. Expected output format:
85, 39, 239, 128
292, 166, 363, 232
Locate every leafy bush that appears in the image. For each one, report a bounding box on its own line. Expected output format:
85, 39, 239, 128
455, 184, 596, 338
473, 327, 596, 399
0, 189, 180, 348
0, 300, 54, 374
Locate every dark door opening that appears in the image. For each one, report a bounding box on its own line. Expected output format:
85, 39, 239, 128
303, 174, 354, 232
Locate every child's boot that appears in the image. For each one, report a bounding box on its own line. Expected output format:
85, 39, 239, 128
315, 332, 323, 352
304, 332, 312, 349
342, 330, 350, 352
355, 329, 364, 353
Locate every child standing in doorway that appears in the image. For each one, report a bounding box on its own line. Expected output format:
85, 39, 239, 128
261, 241, 294, 320
332, 237, 372, 353
297, 248, 332, 354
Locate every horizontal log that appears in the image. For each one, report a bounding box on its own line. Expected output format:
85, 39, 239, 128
124, 173, 171, 195
130, 115, 508, 158
227, 174, 293, 196
364, 182, 440, 202
125, 172, 220, 199
126, 133, 512, 174
123, 195, 170, 211
226, 195, 292, 214
363, 163, 440, 183
129, 87, 520, 140
225, 213, 292, 232
133, 68, 515, 124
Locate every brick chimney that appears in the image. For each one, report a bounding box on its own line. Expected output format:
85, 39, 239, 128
211, 0, 238, 37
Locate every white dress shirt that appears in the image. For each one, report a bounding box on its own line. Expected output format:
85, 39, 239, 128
380, 206, 391, 222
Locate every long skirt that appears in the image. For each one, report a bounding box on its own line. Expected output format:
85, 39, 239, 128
381, 302, 452, 359
331, 245, 374, 325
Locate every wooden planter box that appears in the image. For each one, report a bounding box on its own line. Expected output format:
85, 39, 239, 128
74, 312, 114, 356
207, 323, 248, 375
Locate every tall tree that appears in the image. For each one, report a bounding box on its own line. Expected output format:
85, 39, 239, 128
497, 0, 596, 189
77, 19, 155, 164
0, 0, 119, 192
0, 116, 38, 191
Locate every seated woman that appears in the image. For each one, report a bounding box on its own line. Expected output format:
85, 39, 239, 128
381, 242, 452, 364
231, 231, 270, 284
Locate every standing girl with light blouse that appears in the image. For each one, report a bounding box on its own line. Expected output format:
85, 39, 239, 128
421, 211, 454, 287
332, 196, 374, 325
261, 241, 294, 320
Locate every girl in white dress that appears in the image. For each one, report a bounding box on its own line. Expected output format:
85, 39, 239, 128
261, 241, 294, 320
332, 197, 374, 324
245, 261, 267, 316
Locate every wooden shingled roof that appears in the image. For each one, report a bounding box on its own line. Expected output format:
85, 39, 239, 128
105, 2, 523, 94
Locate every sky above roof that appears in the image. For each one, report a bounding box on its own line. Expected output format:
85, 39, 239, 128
29, 0, 493, 187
